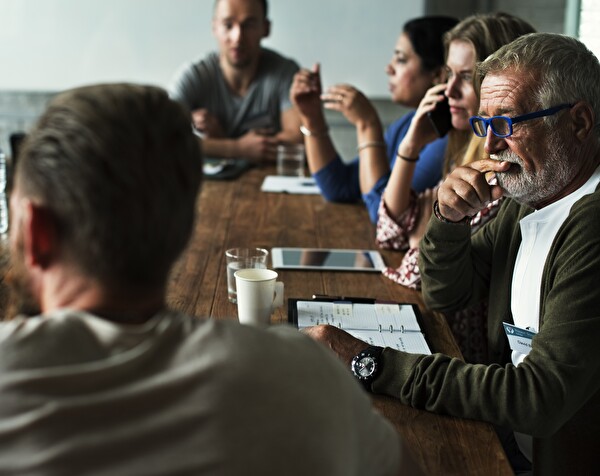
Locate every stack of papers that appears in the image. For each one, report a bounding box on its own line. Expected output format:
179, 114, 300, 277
261, 176, 321, 194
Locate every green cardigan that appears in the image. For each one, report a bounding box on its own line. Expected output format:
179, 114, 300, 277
372, 191, 600, 476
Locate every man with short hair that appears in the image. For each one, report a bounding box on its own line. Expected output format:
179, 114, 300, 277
305, 33, 600, 475
170, 0, 301, 161
0, 83, 403, 475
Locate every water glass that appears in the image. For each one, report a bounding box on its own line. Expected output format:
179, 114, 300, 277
276, 144, 305, 177
225, 248, 269, 303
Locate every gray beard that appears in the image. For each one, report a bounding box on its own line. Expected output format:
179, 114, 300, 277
491, 136, 575, 208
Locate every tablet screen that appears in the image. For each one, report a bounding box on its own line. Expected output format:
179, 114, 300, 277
271, 247, 385, 272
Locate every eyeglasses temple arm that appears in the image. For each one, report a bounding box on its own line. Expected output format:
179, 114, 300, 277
511, 103, 574, 125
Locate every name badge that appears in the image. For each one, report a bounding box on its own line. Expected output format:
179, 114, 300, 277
503, 322, 537, 356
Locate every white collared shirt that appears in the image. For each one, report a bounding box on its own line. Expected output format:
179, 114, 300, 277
510, 165, 600, 462
511, 165, 600, 366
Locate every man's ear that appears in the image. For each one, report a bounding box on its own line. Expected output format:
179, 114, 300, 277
22, 202, 59, 270
570, 101, 595, 142
262, 18, 271, 39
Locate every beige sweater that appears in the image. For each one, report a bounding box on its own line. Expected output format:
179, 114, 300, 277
0, 311, 399, 475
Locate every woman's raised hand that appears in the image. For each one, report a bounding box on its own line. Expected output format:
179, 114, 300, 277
290, 63, 323, 120
321, 84, 379, 130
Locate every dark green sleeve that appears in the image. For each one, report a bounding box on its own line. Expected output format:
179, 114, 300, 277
419, 199, 523, 312
418, 213, 489, 312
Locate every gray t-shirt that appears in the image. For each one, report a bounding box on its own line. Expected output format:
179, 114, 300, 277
0, 310, 400, 475
169, 48, 299, 137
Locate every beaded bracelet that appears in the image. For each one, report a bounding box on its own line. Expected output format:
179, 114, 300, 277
300, 125, 330, 137
357, 141, 385, 152
396, 151, 419, 162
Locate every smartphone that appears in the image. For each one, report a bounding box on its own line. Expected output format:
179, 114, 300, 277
271, 247, 385, 272
427, 96, 452, 137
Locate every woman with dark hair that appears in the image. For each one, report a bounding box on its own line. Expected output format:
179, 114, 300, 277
290, 16, 458, 223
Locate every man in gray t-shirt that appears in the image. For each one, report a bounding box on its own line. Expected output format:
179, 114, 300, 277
170, 0, 302, 161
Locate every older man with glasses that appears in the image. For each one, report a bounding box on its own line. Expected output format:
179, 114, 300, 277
305, 32, 600, 475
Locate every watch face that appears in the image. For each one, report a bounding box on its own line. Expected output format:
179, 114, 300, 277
355, 356, 376, 378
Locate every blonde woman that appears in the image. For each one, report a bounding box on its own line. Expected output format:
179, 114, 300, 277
377, 13, 536, 289
377, 12, 535, 363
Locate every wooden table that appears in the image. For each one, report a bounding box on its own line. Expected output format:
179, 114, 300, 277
167, 164, 512, 475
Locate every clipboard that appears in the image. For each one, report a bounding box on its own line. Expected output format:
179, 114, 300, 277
288, 297, 432, 354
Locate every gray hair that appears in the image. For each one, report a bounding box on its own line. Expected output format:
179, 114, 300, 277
476, 33, 600, 136
16, 84, 203, 288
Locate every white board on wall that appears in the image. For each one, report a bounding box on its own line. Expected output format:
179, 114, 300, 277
2, 0, 423, 96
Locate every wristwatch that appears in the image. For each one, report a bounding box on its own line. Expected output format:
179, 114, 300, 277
351, 346, 384, 391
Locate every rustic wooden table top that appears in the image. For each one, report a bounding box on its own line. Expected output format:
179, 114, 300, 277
166, 164, 512, 476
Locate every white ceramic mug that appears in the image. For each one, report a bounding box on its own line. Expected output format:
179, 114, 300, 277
234, 268, 284, 326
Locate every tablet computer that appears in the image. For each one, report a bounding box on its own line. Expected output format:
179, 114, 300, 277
271, 247, 385, 272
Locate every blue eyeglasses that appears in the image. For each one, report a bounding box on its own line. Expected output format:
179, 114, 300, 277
469, 103, 574, 138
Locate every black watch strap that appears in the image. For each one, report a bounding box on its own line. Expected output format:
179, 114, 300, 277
351, 345, 384, 391
363, 345, 384, 360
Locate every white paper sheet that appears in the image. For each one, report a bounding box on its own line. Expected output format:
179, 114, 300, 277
296, 300, 431, 354
260, 176, 321, 194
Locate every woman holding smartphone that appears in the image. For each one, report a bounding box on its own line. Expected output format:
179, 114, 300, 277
290, 16, 458, 223
377, 12, 535, 363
